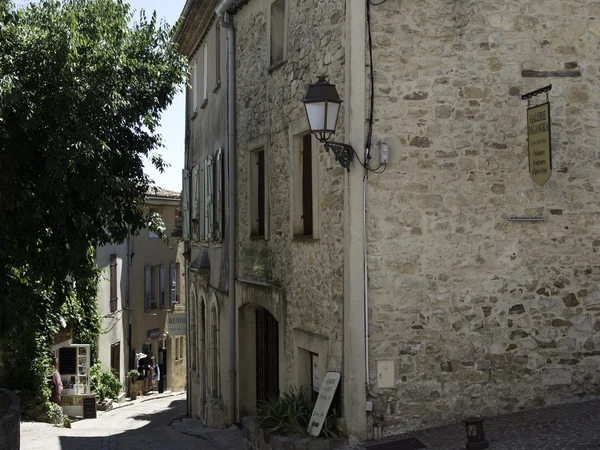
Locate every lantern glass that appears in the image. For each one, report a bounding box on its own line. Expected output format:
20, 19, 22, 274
304, 102, 326, 132
325, 100, 341, 133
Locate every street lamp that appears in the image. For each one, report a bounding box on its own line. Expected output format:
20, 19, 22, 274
301, 76, 354, 171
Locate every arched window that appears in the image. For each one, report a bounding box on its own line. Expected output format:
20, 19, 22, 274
210, 303, 219, 398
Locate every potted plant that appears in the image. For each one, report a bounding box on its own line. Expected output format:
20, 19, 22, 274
128, 370, 140, 400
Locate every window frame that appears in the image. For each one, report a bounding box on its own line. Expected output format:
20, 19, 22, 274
202, 42, 209, 106
192, 59, 198, 112
109, 253, 118, 312
144, 266, 152, 312
169, 263, 177, 305
289, 118, 321, 239
215, 148, 224, 242
267, 0, 288, 69
214, 22, 221, 91
249, 148, 268, 239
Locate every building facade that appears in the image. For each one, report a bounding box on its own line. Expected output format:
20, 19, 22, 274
174, 0, 232, 426
96, 189, 187, 393
96, 240, 128, 387
177, 0, 600, 442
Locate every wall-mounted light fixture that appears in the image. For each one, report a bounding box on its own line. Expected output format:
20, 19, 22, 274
301, 76, 354, 171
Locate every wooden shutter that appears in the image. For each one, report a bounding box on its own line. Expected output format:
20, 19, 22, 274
109, 253, 117, 312
170, 263, 177, 305
144, 266, 152, 312
110, 342, 120, 380
159, 264, 165, 309
192, 166, 199, 240
182, 169, 190, 240
207, 155, 214, 240
215, 148, 224, 241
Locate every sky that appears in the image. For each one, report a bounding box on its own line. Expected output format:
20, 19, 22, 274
15, 0, 187, 193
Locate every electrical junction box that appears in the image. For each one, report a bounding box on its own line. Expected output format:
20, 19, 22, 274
377, 360, 395, 388
379, 142, 389, 165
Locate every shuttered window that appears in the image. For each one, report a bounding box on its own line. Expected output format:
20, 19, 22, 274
159, 264, 165, 309
109, 253, 117, 312
192, 60, 198, 112
182, 169, 190, 240
170, 263, 177, 305
144, 266, 152, 312
215, 148, 224, 242
191, 165, 199, 239
203, 42, 209, 101
204, 156, 214, 241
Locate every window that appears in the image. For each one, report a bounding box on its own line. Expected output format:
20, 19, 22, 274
110, 342, 120, 380
210, 305, 219, 397
144, 266, 152, 312
269, 0, 286, 67
203, 42, 208, 104
192, 59, 198, 112
215, 23, 221, 88
291, 131, 320, 238
169, 263, 177, 305
149, 208, 160, 238
192, 165, 199, 240
109, 253, 117, 312
176, 336, 184, 361
182, 169, 190, 240
159, 264, 165, 309
203, 156, 214, 241
250, 149, 266, 237
215, 148, 224, 241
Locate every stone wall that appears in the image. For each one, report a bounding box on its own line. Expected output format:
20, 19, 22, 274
0, 389, 20, 450
366, 0, 600, 434
233, 0, 346, 402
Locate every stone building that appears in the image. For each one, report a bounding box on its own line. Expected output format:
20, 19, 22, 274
176, 0, 600, 442
174, 0, 233, 426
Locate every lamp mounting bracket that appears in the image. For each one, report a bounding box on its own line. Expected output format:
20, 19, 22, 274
324, 142, 354, 171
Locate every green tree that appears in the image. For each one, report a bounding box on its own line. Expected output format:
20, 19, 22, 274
0, 0, 186, 416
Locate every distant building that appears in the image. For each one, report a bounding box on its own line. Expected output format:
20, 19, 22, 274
96, 188, 186, 393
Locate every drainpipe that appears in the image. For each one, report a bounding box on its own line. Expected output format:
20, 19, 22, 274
215, 0, 237, 425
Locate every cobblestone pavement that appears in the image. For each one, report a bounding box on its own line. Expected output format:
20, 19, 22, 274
21, 392, 244, 450
349, 399, 600, 450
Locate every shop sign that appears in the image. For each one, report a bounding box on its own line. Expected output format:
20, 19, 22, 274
307, 371, 340, 437
167, 313, 186, 336
522, 85, 552, 186
147, 328, 161, 340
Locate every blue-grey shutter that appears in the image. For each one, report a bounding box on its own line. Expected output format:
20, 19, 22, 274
159, 264, 165, 309
144, 266, 152, 312
182, 169, 190, 240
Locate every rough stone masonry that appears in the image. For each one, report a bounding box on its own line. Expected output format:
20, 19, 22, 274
366, 0, 600, 435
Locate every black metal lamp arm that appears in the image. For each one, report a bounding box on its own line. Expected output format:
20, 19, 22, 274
323, 141, 354, 171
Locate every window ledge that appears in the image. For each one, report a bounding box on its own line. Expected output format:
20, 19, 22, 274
268, 59, 286, 73
213, 80, 221, 93
200, 98, 208, 109
292, 235, 318, 242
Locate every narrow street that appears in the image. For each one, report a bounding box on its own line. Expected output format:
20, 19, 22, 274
20, 393, 244, 450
